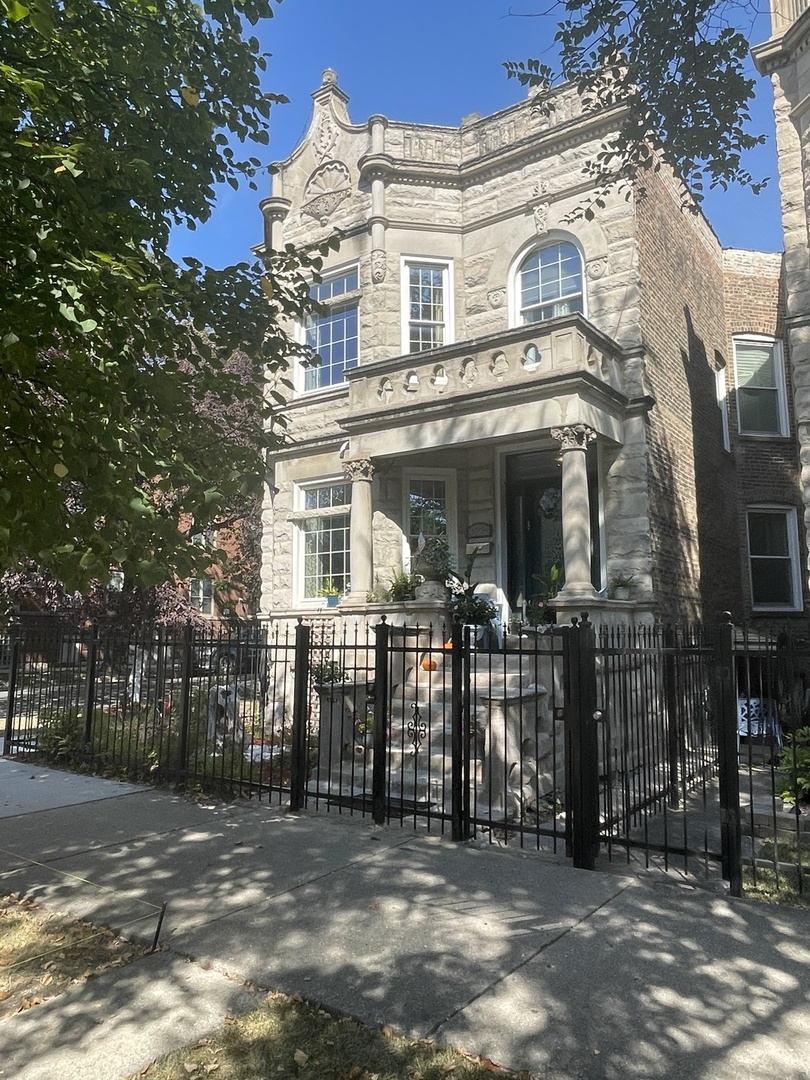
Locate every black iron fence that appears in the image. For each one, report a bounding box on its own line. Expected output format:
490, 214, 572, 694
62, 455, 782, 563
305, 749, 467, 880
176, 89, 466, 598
3, 614, 808, 896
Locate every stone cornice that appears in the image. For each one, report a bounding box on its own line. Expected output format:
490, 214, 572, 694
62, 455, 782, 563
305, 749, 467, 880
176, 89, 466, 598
752, 8, 810, 74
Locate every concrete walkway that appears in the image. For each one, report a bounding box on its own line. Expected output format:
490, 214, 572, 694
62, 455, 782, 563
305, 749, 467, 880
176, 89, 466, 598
1, 759, 809, 1080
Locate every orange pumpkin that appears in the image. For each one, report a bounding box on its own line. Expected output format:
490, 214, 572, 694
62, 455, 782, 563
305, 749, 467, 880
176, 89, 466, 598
421, 657, 438, 671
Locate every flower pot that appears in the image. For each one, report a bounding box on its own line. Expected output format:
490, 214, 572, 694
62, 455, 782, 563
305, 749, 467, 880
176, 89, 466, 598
613, 587, 630, 602
326, 595, 339, 607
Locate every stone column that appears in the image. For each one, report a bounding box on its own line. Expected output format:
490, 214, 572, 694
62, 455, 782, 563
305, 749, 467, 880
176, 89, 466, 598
343, 458, 374, 604
551, 425, 598, 600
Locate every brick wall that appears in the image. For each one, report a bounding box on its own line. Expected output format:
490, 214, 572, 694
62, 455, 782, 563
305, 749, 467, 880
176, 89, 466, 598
635, 169, 743, 621
723, 252, 806, 617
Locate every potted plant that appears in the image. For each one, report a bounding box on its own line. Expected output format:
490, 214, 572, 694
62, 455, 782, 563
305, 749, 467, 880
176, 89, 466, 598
527, 562, 563, 627
448, 552, 497, 626
318, 579, 341, 607
414, 536, 454, 583
610, 573, 635, 601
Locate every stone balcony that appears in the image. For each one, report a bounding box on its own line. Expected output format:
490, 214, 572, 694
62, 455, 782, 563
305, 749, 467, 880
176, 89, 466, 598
342, 314, 632, 456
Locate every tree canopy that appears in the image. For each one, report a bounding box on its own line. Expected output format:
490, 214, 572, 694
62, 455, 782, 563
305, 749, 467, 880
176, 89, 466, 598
505, 0, 767, 209
1, 0, 323, 593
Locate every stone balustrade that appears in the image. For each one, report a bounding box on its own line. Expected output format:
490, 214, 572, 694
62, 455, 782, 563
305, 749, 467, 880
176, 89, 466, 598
345, 315, 625, 422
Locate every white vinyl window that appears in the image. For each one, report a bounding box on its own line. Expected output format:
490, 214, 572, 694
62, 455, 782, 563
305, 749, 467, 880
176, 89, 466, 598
401, 259, 453, 354
746, 507, 802, 611
302, 267, 359, 392
518, 241, 584, 324
296, 481, 351, 600
733, 336, 788, 437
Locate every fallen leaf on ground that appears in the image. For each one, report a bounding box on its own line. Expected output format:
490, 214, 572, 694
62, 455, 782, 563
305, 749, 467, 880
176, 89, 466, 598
293, 1049, 309, 1066
381, 1024, 396, 1038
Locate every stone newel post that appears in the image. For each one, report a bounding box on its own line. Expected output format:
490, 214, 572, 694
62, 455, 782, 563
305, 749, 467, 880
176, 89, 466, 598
551, 425, 598, 600
343, 458, 374, 604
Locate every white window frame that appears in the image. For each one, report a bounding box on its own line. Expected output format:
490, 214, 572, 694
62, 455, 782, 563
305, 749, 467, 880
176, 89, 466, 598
732, 335, 788, 438
507, 237, 586, 328
402, 468, 458, 571
746, 505, 802, 612
189, 578, 215, 616
715, 365, 731, 452
400, 257, 454, 355
298, 264, 360, 395
293, 477, 352, 605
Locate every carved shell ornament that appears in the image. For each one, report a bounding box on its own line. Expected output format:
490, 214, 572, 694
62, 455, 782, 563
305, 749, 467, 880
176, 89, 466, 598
302, 161, 351, 225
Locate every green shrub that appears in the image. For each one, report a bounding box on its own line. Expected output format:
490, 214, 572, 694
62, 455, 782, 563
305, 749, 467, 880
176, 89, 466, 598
777, 726, 810, 806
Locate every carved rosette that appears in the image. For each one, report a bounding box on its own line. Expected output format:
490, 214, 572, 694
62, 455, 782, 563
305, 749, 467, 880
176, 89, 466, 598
551, 425, 597, 451
343, 458, 374, 483
586, 256, 608, 280
487, 288, 505, 309
371, 249, 387, 284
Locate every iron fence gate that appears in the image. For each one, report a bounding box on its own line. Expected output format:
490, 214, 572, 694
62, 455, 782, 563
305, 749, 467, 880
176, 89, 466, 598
3, 614, 808, 896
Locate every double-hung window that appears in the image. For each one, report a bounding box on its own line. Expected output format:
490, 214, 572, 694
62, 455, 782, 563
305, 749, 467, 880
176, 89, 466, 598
746, 507, 802, 611
190, 578, 215, 616
402, 259, 453, 353
733, 336, 788, 436
518, 242, 583, 324
303, 268, 359, 391
297, 481, 351, 599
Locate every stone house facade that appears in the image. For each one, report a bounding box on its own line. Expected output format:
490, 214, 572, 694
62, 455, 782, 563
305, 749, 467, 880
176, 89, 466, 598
257, 70, 806, 627
754, 0, 810, 617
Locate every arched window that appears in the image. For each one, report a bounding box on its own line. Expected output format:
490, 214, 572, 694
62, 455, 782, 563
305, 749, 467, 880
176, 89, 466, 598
518, 241, 583, 324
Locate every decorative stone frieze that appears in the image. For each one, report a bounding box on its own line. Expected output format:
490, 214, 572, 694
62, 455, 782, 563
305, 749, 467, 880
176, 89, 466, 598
586, 256, 608, 279
371, 249, 387, 283
487, 288, 505, 309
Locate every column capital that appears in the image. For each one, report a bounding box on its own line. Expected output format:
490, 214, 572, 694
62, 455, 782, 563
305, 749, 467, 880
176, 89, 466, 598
551, 424, 597, 451
343, 458, 374, 483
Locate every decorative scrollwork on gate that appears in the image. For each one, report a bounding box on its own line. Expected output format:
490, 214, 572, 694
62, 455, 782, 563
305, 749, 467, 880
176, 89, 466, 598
407, 702, 427, 752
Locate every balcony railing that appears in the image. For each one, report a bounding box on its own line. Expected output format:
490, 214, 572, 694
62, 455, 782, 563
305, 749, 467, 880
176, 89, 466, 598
345, 314, 625, 421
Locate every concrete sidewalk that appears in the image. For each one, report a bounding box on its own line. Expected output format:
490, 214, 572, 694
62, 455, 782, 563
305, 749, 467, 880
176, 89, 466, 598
1, 761, 809, 1080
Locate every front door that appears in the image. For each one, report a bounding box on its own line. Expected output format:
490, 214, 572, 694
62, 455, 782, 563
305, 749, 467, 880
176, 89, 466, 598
505, 450, 601, 615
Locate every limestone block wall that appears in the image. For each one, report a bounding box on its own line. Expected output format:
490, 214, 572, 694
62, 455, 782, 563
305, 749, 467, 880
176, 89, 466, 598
763, 41, 810, 603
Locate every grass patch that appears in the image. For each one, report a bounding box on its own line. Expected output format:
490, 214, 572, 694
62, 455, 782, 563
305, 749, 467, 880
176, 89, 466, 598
743, 867, 810, 910
133, 991, 537, 1080
0, 893, 149, 1018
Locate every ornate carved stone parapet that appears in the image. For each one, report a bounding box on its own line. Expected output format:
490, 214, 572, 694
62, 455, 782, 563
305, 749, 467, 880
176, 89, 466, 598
551, 424, 597, 451
343, 458, 374, 483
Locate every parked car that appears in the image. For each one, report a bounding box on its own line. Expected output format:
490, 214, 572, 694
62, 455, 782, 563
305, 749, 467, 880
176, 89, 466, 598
192, 624, 268, 681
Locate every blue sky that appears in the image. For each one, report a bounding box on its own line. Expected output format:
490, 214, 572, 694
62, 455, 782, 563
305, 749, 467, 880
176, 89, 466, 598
169, 0, 783, 269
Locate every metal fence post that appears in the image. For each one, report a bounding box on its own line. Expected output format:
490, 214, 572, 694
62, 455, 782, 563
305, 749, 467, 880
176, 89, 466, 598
177, 623, 194, 785
289, 619, 311, 812
663, 624, 681, 809
82, 622, 99, 745
564, 613, 600, 870
450, 617, 469, 841
716, 615, 742, 897
372, 617, 390, 826
3, 623, 21, 754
